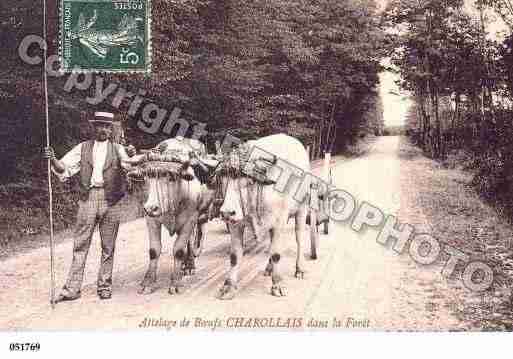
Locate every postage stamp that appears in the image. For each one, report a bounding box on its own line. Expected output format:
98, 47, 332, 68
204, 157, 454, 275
59, 0, 151, 73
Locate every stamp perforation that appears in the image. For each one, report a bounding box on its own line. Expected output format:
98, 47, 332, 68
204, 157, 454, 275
58, 0, 152, 74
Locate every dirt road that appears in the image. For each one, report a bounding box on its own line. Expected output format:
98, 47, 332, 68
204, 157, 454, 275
1, 137, 477, 330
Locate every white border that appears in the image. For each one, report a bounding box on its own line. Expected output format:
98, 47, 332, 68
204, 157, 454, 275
1, 332, 512, 359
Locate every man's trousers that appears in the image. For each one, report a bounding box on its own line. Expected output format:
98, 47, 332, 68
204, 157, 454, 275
64, 188, 120, 295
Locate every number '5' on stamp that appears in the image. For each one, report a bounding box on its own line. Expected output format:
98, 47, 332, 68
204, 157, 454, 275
59, 0, 151, 73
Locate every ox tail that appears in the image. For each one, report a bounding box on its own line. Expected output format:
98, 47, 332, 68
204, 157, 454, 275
309, 183, 320, 260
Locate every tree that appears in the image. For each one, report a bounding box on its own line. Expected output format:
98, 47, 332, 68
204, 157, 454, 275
0, 0, 389, 233
384, 0, 498, 158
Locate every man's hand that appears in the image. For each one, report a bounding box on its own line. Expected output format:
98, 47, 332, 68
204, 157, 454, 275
43, 146, 56, 161
43, 146, 65, 173
126, 144, 136, 157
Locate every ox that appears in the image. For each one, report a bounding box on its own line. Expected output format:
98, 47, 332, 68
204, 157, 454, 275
126, 138, 217, 295
215, 134, 320, 299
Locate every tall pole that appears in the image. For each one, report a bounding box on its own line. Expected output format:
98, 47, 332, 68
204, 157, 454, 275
43, 0, 56, 309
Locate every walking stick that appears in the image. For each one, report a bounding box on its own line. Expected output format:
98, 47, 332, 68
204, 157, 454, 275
42, 0, 56, 309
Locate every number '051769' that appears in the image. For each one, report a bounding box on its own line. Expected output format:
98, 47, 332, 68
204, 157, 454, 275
114, 2, 143, 10
9, 343, 40, 351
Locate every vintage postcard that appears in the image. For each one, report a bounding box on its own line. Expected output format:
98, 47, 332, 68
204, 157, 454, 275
1, 0, 513, 355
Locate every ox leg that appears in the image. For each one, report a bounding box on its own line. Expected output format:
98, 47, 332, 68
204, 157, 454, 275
169, 228, 191, 295
219, 224, 243, 300
294, 205, 307, 279
264, 257, 273, 277
138, 219, 161, 295
183, 221, 199, 276
269, 226, 287, 297
183, 220, 205, 276
264, 229, 274, 276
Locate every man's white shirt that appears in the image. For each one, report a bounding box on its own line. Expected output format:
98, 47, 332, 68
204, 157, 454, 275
90, 140, 108, 187
53, 141, 130, 186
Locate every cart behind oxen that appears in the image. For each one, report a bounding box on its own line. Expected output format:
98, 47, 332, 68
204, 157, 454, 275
307, 152, 334, 247
319, 152, 334, 235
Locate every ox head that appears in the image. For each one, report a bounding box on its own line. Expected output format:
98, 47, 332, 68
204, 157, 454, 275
213, 146, 277, 224
126, 151, 195, 218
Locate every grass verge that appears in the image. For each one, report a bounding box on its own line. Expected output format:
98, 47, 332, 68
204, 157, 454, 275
399, 137, 513, 330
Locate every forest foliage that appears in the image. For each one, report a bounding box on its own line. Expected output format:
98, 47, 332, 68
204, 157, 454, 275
384, 0, 513, 216
0, 0, 386, 238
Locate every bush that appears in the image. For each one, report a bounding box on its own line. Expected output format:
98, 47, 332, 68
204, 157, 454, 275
0, 179, 79, 244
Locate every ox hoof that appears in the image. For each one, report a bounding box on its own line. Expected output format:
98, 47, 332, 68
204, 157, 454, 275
181, 258, 196, 276
271, 284, 287, 297
138, 284, 157, 295
181, 268, 196, 276
295, 269, 305, 279
218, 283, 238, 300
168, 285, 185, 295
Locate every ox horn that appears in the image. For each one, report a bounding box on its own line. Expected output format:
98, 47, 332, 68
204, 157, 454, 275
126, 168, 145, 178
146, 152, 190, 165
123, 153, 149, 166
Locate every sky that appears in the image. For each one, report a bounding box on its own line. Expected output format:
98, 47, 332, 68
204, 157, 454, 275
379, 61, 411, 127
376, 0, 412, 127
376, 0, 509, 127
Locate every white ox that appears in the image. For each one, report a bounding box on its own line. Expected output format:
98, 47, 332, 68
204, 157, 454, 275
126, 138, 216, 295
216, 134, 319, 299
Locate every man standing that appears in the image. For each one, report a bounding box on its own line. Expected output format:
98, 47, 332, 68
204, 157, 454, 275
43, 111, 134, 302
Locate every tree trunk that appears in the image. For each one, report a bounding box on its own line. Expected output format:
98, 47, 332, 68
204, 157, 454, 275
434, 90, 442, 159
325, 103, 336, 153
317, 123, 323, 159
453, 92, 460, 149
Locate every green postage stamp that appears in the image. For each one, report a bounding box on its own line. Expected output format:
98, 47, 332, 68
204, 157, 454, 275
59, 0, 151, 72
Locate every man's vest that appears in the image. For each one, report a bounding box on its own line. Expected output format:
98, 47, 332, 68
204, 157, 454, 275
79, 140, 125, 206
